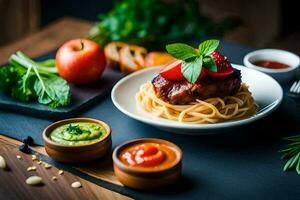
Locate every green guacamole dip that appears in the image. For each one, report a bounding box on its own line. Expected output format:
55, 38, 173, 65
49, 122, 107, 145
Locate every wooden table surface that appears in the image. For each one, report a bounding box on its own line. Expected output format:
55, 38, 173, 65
0, 17, 132, 200
0, 135, 131, 200
0, 17, 93, 65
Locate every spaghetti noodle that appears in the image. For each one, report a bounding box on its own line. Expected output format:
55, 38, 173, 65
136, 82, 257, 124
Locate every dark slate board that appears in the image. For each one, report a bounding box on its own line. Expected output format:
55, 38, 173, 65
0, 51, 123, 120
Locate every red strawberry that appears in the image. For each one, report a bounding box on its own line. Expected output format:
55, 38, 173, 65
207, 50, 234, 77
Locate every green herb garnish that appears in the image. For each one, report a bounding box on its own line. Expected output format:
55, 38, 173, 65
0, 51, 71, 108
66, 124, 83, 135
280, 135, 300, 174
166, 39, 219, 83
87, 0, 240, 49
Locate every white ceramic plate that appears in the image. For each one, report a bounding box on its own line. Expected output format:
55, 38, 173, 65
111, 64, 283, 135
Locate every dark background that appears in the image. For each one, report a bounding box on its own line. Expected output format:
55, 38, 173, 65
40, 0, 112, 26
41, 0, 300, 53
0, 0, 300, 54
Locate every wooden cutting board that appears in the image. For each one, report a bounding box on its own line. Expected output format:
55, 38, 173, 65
0, 135, 131, 200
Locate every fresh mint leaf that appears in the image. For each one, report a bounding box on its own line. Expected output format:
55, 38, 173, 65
203, 57, 217, 72
181, 56, 203, 83
165, 39, 221, 84
166, 43, 198, 61
198, 39, 219, 56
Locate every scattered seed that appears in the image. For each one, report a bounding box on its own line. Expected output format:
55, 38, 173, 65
58, 170, 64, 175
31, 155, 37, 161
0, 155, 7, 169
37, 161, 42, 165
44, 163, 52, 169
71, 181, 82, 188
26, 176, 43, 186
27, 166, 37, 172
16, 155, 22, 160
52, 176, 57, 181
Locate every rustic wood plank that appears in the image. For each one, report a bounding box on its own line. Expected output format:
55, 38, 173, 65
0, 16, 93, 65
0, 136, 131, 200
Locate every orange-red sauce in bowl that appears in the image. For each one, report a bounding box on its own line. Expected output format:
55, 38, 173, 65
253, 60, 289, 69
119, 142, 178, 170
113, 138, 182, 189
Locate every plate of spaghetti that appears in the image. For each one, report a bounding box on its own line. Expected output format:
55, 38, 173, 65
111, 40, 283, 134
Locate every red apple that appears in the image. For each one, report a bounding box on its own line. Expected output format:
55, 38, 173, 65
56, 38, 106, 84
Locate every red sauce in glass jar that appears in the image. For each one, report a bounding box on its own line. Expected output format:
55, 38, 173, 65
253, 60, 289, 69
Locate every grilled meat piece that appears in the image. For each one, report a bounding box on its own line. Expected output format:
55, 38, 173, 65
152, 69, 241, 105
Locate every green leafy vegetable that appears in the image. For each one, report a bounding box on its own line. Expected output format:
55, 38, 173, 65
166, 39, 220, 83
280, 135, 300, 174
12, 73, 36, 102
38, 59, 56, 67
0, 51, 70, 108
88, 0, 240, 49
0, 65, 24, 93
34, 76, 70, 107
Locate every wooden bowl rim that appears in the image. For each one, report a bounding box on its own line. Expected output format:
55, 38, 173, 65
43, 118, 111, 149
112, 138, 182, 174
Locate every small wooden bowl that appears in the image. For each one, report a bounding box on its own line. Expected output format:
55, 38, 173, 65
43, 118, 112, 163
112, 138, 182, 190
